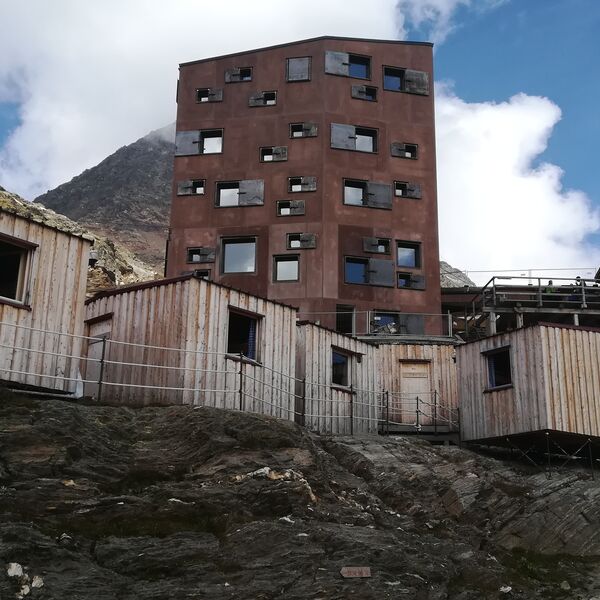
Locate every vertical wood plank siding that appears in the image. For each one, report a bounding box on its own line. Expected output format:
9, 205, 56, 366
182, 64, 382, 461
377, 343, 458, 426
0, 212, 90, 393
84, 278, 297, 417
296, 323, 379, 435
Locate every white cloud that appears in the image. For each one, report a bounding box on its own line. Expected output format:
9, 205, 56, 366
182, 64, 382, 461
395, 0, 506, 44
436, 86, 600, 282
0, 0, 401, 198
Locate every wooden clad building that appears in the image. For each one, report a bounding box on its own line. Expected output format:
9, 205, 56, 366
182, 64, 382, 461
458, 323, 600, 442
295, 322, 380, 435
0, 207, 92, 393
377, 341, 458, 430
84, 275, 297, 418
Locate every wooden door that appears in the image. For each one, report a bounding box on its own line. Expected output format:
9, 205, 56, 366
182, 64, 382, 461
84, 319, 112, 399
390, 361, 433, 426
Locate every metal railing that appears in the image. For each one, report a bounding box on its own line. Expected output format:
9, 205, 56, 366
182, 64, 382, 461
0, 320, 459, 437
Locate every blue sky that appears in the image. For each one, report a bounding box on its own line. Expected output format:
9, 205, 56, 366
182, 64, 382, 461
0, 0, 598, 277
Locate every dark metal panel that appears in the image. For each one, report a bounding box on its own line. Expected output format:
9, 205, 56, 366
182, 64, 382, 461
362, 237, 380, 253
248, 92, 265, 107
303, 122, 318, 137
290, 200, 305, 215
208, 87, 223, 101
405, 182, 422, 199
410, 274, 426, 290
272, 146, 288, 161
390, 142, 407, 157
398, 314, 425, 334
368, 258, 394, 287
331, 123, 356, 150
366, 182, 392, 209
175, 131, 200, 156
177, 180, 194, 195
224, 68, 240, 83
404, 69, 429, 95
299, 233, 317, 249
325, 51, 349, 76
301, 176, 317, 191
287, 57, 311, 81
239, 179, 265, 205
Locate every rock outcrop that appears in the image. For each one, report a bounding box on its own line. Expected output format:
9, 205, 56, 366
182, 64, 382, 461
2, 390, 600, 599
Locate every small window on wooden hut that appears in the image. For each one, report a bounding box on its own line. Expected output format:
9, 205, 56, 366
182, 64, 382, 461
486, 347, 512, 389
227, 310, 260, 361
0, 238, 32, 304
332, 349, 350, 387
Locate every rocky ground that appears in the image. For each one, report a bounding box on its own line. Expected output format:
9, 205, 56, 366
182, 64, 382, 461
2, 390, 600, 599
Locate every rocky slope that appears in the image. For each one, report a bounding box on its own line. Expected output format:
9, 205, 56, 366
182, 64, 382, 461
35, 125, 174, 270
1, 390, 600, 599
0, 185, 156, 292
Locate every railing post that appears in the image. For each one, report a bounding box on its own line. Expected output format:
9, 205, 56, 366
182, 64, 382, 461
350, 384, 354, 436
415, 395, 420, 433
447, 311, 452, 337
301, 377, 306, 426
238, 352, 244, 412
97, 335, 107, 403
385, 390, 390, 435
582, 282, 587, 308
537, 278, 543, 307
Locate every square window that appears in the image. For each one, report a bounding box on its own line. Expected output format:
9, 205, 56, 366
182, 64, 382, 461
345, 257, 368, 284
397, 242, 421, 268
332, 350, 350, 387
196, 88, 210, 102
239, 68, 252, 81
222, 237, 256, 273
287, 234, 302, 249
264, 91, 277, 105
344, 180, 367, 206
289, 177, 303, 192
216, 182, 240, 207
403, 144, 417, 159
397, 272, 411, 287
261, 148, 274, 162
336, 305, 355, 335
193, 269, 210, 279
199, 129, 223, 154
384, 66, 404, 91
486, 348, 512, 388
277, 200, 304, 216
348, 54, 370, 79
0, 238, 32, 303
227, 310, 260, 360
177, 179, 205, 196
274, 255, 299, 282
187, 248, 203, 263
286, 57, 311, 82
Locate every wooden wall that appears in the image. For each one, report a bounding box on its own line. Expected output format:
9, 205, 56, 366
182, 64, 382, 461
84, 277, 297, 419
540, 325, 600, 437
0, 211, 91, 393
296, 323, 380, 435
458, 326, 549, 441
377, 342, 458, 427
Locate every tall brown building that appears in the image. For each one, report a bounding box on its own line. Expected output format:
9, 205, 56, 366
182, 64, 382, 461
166, 36, 441, 335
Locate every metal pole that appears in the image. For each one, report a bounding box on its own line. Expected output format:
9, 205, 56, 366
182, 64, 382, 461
301, 377, 306, 426
386, 391, 390, 435
238, 352, 244, 412
434, 390, 438, 435
350, 384, 354, 436
589, 439, 594, 480
447, 310, 452, 337
416, 395, 420, 433
97, 336, 107, 403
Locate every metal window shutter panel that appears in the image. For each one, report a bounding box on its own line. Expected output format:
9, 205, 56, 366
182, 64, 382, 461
410, 274, 426, 290
299, 233, 316, 249
289, 200, 305, 215
177, 180, 195, 195
351, 85, 368, 100
367, 258, 394, 287
404, 69, 429, 95
303, 122, 318, 137
325, 51, 349, 76
366, 182, 392, 209
224, 68, 240, 83
272, 146, 288, 161
198, 247, 216, 263
248, 92, 266, 107
391, 142, 408, 157
239, 179, 265, 205
406, 182, 422, 199
362, 237, 381, 253
331, 123, 356, 150
208, 88, 223, 101
300, 176, 317, 192
287, 57, 310, 81
175, 131, 201, 156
